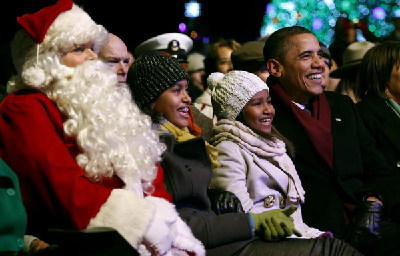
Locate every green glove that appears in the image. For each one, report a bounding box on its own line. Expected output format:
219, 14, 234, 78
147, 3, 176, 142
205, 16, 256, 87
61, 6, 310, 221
250, 206, 302, 241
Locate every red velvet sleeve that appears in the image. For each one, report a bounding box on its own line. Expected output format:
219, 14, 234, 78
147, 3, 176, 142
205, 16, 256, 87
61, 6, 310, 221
0, 91, 114, 231
149, 163, 172, 202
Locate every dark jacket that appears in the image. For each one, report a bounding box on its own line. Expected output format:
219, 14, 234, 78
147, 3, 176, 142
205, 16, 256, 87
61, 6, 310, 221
269, 86, 400, 238
356, 95, 400, 176
160, 134, 254, 256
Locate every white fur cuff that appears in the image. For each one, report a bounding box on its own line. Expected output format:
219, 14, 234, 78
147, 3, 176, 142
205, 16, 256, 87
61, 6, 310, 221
87, 189, 155, 248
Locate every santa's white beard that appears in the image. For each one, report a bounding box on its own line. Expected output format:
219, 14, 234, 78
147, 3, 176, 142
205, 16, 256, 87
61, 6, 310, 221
43, 60, 165, 195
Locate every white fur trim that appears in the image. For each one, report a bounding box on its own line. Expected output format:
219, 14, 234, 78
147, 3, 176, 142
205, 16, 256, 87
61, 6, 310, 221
87, 189, 155, 249
171, 217, 206, 256
23, 235, 38, 252
145, 196, 206, 256
21, 66, 45, 88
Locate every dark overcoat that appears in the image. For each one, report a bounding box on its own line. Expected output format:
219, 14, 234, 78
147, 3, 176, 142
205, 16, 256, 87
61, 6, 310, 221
269, 88, 400, 238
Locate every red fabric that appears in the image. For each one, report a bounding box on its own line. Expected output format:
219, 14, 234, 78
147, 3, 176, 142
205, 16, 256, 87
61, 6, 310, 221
187, 107, 202, 137
149, 164, 172, 202
0, 90, 116, 232
17, 0, 73, 44
271, 83, 334, 170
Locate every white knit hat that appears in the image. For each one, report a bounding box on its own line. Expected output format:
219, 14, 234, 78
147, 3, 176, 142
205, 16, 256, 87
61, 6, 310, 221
9, 0, 108, 90
210, 70, 269, 121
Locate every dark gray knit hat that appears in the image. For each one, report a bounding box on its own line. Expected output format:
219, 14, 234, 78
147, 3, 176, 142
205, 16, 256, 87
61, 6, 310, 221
128, 50, 189, 109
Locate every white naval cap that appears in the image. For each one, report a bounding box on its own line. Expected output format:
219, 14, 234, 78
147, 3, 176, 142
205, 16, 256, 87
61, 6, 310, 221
134, 32, 193, 62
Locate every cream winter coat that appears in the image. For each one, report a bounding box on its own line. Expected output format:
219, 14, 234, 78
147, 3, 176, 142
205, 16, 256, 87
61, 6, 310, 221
210, 120, 326, 239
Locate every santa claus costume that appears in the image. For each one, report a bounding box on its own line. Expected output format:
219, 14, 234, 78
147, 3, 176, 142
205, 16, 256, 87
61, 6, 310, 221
0, 0, 204, 255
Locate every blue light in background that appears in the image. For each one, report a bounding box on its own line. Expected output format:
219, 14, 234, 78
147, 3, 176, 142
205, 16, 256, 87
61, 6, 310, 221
312, 17, 323, 30
185, 0, 201, 18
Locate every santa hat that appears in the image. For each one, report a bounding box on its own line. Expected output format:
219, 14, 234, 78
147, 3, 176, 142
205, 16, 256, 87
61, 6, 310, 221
9, 0, 108, 89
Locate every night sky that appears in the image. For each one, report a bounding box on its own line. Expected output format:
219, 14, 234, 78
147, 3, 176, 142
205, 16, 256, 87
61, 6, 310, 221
0, 0, 268, 85
2, 0, 269, 48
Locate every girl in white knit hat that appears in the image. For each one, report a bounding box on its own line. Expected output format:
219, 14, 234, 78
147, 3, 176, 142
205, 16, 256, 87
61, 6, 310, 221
208, 70, 362, 254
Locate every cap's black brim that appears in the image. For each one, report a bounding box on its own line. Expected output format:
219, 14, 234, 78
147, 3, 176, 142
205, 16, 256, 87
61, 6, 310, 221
330, 63, 360, 78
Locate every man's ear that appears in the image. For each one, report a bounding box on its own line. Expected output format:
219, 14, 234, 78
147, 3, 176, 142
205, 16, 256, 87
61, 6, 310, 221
267, 59, 282, 77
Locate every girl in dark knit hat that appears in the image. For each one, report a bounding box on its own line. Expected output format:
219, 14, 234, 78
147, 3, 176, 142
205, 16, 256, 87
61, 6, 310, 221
128, 50, 363, 256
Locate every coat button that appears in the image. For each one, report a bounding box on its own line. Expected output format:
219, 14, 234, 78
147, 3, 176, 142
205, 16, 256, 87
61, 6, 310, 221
279, 196, 286, 209
185, 165, 192, 172
7, 188, 16, 196
263, 195, 275, 208
17, 237, 24, 248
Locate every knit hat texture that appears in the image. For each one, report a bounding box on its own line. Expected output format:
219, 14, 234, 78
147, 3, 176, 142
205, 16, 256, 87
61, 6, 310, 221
128, 50, 189, 109
210, 70, 269, 120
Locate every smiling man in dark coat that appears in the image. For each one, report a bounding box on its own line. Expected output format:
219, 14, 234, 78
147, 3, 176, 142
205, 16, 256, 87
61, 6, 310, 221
263, 26, 400, 256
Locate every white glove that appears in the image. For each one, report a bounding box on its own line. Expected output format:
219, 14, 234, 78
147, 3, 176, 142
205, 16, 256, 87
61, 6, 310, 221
143, 213, 173, 255
143, 197, 178, 255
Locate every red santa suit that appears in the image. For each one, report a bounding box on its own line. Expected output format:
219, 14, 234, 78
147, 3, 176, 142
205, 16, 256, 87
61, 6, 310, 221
2, 0, 204, 254
0, 89, 165, 232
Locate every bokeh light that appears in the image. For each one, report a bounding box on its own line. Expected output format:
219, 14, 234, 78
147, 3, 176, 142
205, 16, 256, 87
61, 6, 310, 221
260, 0, 399, 46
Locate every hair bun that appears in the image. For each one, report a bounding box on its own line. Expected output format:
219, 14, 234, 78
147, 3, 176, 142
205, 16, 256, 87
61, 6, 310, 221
207, 72, 224, 90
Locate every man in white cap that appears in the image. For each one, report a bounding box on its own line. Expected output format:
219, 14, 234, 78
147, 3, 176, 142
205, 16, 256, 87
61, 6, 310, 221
134, 32, 193, 66
0, 0, 205, 255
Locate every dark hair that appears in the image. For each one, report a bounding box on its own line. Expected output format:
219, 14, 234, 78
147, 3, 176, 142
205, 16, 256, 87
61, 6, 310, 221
356, 41, 400, 99
263, 26, 312, 63
204, 38, 241, 80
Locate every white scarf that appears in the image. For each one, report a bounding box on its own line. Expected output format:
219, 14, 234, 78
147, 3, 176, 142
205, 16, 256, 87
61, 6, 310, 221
211, 119, 305, 203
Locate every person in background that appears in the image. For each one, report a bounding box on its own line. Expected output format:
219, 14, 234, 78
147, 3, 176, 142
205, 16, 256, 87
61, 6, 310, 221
330, 41, 376, 102
186, 51, 206, 102
356, 41, 400, 178
134, 32, 193, 67
128, 49, 362, 256
231, 40, 269, 82
128, 50, 135, 68
194, 38, 241, 122
263, 25, 400, 256
99, 33, 131, 84
0, 1, 205, 255
0, 158, 51, 255
329, 17, 357, 68
319, 42, 340, 92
